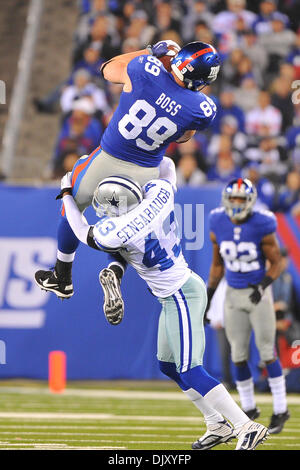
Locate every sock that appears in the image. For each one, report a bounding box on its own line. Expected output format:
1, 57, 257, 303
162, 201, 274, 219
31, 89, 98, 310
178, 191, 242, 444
183, 388, 224, 426
266, 359, 287, 414
57, 216, 80, 254
180, 365, 220, 396
159, 361, 223, 426
55, 258, 73, 282
236, 378, 256, 412
107, 253, 127, 281
204, 384, 249, 431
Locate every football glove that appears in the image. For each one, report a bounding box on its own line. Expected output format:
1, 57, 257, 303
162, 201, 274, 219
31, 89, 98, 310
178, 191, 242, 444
248, 283, 265, 305
56, 172, 72, 200
147, 40, 180, 58
204, 287, 216, 325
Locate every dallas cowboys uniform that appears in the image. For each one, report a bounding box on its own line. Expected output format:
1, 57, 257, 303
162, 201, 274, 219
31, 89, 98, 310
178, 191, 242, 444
91, 178, 207, 372
209, 207, 277, 363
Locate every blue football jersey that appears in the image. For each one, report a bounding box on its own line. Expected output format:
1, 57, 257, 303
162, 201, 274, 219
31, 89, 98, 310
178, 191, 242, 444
100, 54, 217, 167
209, 207, 277, 288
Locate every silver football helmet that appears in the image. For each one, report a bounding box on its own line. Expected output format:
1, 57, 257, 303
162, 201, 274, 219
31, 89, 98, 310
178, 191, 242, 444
222, 178, 257, 221
92, 175, 143, 217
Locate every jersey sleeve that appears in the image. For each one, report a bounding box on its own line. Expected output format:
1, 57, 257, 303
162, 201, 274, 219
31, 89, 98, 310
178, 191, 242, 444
192, 95, 217, 131
208, 208, 222, 235
258, 210, 277, 237
126, 55, 149, 85
92, 217, 123, 252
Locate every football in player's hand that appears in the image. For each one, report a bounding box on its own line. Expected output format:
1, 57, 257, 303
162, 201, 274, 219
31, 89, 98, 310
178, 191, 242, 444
158, 44, 180, 72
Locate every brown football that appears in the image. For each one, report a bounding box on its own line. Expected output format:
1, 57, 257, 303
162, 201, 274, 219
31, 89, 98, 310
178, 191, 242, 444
158, 44, 180, 72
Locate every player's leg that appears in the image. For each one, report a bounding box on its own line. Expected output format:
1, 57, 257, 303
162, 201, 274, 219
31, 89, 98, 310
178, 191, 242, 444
224, 286, 259, 419
157, 297, 234, 450
160, 273, 268, 450
250, 286, 289, 433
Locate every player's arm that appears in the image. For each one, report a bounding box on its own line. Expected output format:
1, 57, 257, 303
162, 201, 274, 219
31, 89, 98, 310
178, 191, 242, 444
176, 130, 196, 143
248, 232, 284, 305
206, 231, 224, 309
100, 49, 150, 89
159, 156, 177, 191
57, 173, 119, 252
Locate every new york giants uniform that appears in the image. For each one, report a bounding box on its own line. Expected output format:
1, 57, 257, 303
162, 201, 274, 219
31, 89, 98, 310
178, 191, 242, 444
209, 207, 278, 363
69, 54, 217, 211
93, 179, 207, 373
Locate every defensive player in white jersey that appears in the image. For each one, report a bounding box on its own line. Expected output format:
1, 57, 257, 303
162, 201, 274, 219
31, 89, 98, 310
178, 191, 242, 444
49, 162, 269, 451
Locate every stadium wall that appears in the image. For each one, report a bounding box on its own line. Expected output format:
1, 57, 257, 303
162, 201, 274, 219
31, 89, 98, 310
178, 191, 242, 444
0, 184, 299, 390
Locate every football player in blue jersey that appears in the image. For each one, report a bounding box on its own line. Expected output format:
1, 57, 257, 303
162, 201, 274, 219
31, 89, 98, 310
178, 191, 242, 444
45, 165, 269, 451
35, 39, 220, 301
207, 178, 290, 434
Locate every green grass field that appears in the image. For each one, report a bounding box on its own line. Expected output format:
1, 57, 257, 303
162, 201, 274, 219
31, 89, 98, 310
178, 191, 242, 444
0, 380, 299, 450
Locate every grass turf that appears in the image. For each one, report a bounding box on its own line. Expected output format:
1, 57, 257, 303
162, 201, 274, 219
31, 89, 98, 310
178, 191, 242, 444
0, 380, 299, 450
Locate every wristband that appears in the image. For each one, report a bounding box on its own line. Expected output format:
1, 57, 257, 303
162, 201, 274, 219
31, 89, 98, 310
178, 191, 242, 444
260, 275, 274, 290
56, 188, 72, 200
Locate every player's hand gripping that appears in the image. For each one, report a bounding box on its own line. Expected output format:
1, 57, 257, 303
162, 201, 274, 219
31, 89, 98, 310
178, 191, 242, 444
147, 40, 180, 58
56, 172, 72, 200
248, 283, 264, 305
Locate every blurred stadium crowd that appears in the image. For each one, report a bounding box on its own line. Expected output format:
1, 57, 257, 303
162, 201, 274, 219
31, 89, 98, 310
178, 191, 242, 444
33, 0, 300, 216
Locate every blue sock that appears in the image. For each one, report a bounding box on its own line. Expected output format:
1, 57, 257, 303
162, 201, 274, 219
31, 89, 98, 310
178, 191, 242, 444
233, 363, 252, 382
57, 217, 80, 254
266, 358, 283, 378
158, 361, 189, 391
180, 365, 220, 396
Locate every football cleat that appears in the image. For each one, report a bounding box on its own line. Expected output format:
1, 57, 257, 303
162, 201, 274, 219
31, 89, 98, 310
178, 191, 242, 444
244, 407, 261, 420
235, 420, 269, 450
192, 420, 235, 450
35, 269, 74, 299
268, 410, 290, 434
99, 268, 124, 325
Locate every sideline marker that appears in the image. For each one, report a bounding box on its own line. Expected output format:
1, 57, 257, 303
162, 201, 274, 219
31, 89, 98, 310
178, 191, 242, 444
48, 351, 66, 393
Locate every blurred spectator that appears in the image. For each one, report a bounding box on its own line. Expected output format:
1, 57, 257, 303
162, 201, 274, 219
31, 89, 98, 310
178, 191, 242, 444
60, 68, 110, 120
212, 88, 245, 133
245, 135, 288, 182
74, 0, 117, 47
258, 14, 296, 76
124, 10, 156, 47
277, 170, 300, 212
212, 0, 257, 35
208, 116, 247, 166
232, 76, 260, 112
245, 90, 282, 136
243, 161, 276, 210
270, 76, 295, 132
286, 27, 300, 79
181, 1, 214, 42
152, 1, 181, 40
239, 30, 268, 82
176, 154, 206, 187
52, 97, 103, 176
73, 13, 121, 65
72, 45, 105, 85
193, 21, 216, 47
207, 144, 242, 183
253, 0, 289, 36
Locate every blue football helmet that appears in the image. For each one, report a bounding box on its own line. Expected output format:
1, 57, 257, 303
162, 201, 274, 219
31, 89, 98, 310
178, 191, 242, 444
222, 178, 257, 221
170, 41, 221, 91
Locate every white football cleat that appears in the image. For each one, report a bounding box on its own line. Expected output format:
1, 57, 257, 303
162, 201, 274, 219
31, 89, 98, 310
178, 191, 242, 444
236, 420, 269, 450
99, 268, 124, 325
192, 420, 235, 450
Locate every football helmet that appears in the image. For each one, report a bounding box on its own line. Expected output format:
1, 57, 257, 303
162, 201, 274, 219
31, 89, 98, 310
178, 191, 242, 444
222, 178, 257, 221
92, 175, 143, 217
170, 41, 220, 91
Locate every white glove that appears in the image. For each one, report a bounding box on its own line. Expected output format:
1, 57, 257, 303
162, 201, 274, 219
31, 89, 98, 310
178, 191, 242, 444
56, 172, 72, 200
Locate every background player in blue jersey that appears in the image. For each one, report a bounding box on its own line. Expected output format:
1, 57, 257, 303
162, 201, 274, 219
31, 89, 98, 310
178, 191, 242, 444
207, 178, 290, 434
35, 39, 220, 300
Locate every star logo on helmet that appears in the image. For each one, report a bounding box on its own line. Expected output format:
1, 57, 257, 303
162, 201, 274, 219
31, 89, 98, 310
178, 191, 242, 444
105, 192, 120, 207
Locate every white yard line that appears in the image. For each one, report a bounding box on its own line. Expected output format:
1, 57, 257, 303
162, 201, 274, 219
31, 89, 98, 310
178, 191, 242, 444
1, 386, 300, 404
0, 412, 203, 421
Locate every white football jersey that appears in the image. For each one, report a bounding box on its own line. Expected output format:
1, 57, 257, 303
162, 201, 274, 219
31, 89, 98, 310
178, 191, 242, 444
92, 179, 190, 297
